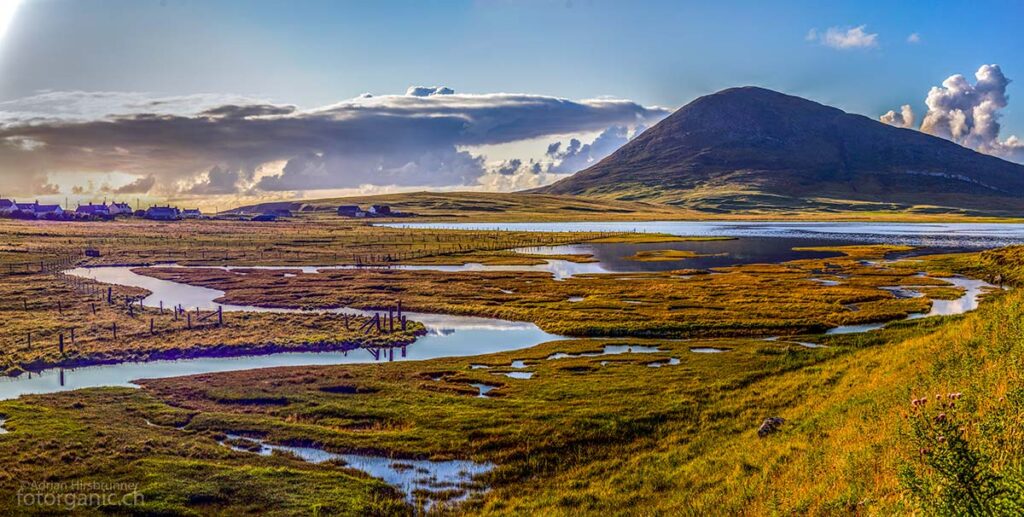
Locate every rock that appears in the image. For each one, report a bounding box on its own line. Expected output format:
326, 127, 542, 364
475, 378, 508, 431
757, 417, 785, 438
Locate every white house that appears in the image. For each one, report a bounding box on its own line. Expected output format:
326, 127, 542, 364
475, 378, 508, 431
109, 202, 133, 216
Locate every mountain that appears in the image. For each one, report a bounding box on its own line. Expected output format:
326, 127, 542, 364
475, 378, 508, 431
534, 87, 1024, 215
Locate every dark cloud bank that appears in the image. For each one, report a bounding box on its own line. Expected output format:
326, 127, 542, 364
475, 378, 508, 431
0, 87, 668, 197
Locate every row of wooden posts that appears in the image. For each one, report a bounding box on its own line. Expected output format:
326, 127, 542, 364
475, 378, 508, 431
23, 270, 228, 355
352, 301, 407, 334
15, 228, 629, 270
3, 253, 79, 277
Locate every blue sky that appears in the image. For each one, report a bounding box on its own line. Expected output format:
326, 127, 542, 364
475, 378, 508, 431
0, 0, 1022, 207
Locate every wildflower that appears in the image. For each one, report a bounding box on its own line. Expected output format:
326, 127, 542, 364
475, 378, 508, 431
937, 435, 946, 443
935, 413, 946, 422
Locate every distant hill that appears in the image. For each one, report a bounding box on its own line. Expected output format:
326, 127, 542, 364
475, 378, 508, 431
227, 192, 697, 221
533, 87, 1024, 215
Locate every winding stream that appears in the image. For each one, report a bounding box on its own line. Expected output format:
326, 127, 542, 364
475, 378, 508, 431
0, 238, 1003, 400
0, 267, 558, 400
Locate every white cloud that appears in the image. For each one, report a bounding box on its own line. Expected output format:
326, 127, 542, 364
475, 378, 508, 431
808, 25, 879, 50
883, 64, 1024, 163
879, 104, 915, 128
907, 32, 921, 44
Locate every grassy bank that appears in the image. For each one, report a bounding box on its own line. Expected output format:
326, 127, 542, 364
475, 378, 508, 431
139, 245, 963, 339
0, 271, 423, 376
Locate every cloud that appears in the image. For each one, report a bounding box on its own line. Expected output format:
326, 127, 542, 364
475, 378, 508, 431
110, 174, 156, 194
405, 86, 456, 97
882, 64, 1024, 163
879, 104, 915, 128
907, 33, 921, 44
187, 166, 245, 195
546, 125, 631, 173
808, 25, 879, 50
0, 88, 669, 198
919, 64, 1023, 161
495, 158, 524, 176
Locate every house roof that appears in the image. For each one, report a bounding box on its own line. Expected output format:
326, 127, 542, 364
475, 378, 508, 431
0, 199, 13, 208
35, 204, 62, 213
77, 204, 110, 214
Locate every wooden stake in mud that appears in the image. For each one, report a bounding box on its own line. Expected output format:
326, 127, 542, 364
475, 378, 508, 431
217, 306, 223, 326
150, 318, 155, 335
187, 313, 191, 329
59, 334, 64, 355
27, 332, 31, 349
107, 287, 113, 304
112, 323, 117, 340
70, 328, 76, 346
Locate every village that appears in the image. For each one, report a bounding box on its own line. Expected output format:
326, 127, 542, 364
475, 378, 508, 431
0, 199, 409, 222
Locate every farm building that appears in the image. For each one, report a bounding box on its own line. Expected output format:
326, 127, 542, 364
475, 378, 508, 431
145, 206, 181, 220
337, 205, 365, 217
369, 204, 391, 215
181, 208, 202, 218
0, 199, 14, 214
76, 203, 111, 217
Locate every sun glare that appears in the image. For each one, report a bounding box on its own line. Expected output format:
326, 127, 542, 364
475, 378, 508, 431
0, 0, 23, 43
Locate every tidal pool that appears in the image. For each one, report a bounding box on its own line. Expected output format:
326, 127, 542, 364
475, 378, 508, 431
546, 344, 662, 360
499, 371, 534, 379
470, 383, 496, 398
220, 434, 493, 508
826, 276, 998, 334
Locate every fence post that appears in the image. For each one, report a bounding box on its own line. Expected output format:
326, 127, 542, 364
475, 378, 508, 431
187, 313, 191, 329
59, 334, 64, 355
150, 318, 154, 335
112, 323, 117, 340
70, 328, 75, 346
107, 287, 112, 304
218, 306, 223, 326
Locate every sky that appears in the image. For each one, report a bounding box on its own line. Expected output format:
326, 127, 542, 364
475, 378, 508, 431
0, 0, 1022, 210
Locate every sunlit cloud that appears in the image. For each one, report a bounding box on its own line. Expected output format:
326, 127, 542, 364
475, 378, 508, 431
0, 87, 669, 207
